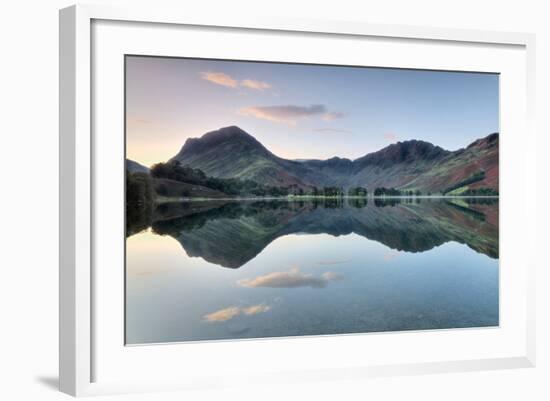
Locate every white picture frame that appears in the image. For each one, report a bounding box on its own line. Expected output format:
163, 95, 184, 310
59, 4, 536, 397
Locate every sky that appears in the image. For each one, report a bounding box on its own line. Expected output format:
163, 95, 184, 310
126, 56, 499, 167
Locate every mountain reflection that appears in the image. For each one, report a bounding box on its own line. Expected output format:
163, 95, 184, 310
128, 198, 498, 269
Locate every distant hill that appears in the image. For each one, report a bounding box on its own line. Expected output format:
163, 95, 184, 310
126, 159, 149, 174
170, 126, 499, 194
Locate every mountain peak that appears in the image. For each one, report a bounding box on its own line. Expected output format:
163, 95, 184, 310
183, 126, 254, 147
202, 125, 251, 140
355, 139, 450, 168
172, 126, 270, 162
467, 132, 499, 150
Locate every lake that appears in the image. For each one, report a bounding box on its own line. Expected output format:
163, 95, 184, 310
126, 197, 499, 344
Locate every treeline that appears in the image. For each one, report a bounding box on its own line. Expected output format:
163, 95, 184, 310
373, 187, 422, 196
126, 171, 154, 235
307, 186, 368, 197
460, 187, 498, 196
348, 187, 368, 197
150, 161, 289, 197
443, 171, 486, 195
151, 162, 374, 198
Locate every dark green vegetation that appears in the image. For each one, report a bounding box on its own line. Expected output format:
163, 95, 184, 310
169, 126, 499, 195
151, 161, 292, 197
348, 187, 368, 197
126, 172, 154, 236
459, 188, 499, 196
131, 198, 499, 268
373, 187, 404, 196
150, 161, 374, 199
443, 170, 486, 195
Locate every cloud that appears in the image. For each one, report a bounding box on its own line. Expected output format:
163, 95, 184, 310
322, 112, 346, 121
239, 104, 345, 125
241, 79, 271, 91
313, 128, 352, 134
383, 132, 399, 142
203, 306, 241, 322
239, 104, 326, 124
200, 72, 272, 91
238, 268, 344, 289
203, 303, 271, 323
200, 71, 239, 88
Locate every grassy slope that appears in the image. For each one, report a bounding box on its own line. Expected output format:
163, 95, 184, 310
399, 140, 498, 193
152, 178, 227, 200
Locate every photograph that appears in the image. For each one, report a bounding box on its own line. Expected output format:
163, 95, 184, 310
125, 55, 499, 345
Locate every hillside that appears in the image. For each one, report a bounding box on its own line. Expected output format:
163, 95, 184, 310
152, 178, 228, 200
171, 126, 312, 188
400, 133, 499, 193
169, 126, 498, 194
126, 159, 149, 173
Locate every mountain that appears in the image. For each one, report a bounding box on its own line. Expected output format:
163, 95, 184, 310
171, 126, 315, 188
126, 159, 149, 174
170, 126, 498, 194
401, 132, 499, 193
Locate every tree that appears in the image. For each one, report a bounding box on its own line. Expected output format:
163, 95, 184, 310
349, 186, 368, 197
150, 161, 293, 197
374, 187, 401, 197
323, 186, 339, 197
126, 171, 154, 235
442, 170, 486, 195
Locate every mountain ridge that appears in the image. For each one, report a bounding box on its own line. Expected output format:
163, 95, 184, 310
169, 126, 499, 194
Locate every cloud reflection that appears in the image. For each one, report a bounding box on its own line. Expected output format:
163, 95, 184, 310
203, 303, 271, 322
242, 304, 271, 315
203, 306, 241, 322
238, 268, 344, 289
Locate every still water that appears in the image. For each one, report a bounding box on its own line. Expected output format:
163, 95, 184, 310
126, 198, 499, 344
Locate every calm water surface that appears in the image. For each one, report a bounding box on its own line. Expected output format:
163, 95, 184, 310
126, 198, 499, 344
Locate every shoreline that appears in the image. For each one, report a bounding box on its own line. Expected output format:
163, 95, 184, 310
155, 195, 500, 204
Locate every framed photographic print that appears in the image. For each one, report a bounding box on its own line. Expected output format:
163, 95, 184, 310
60, 4, 536, 397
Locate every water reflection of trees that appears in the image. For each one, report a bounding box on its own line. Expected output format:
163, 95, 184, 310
348, 198, 368, 208
126, 198, 500, 268
463, 197, 498, 205
374, 198, 400, 207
